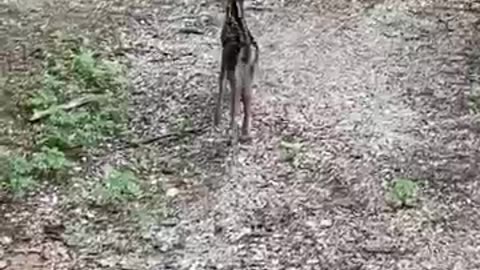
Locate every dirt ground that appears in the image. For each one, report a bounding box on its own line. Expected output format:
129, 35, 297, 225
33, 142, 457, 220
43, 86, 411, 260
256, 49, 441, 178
1, 0, 480, 269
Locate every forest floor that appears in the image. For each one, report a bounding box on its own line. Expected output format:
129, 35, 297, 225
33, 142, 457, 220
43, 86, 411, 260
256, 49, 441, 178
1, 0, 480, 269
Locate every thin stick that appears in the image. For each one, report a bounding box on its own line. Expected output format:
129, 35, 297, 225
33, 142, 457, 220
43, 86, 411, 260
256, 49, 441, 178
119, 127, 206, 150
29, 94, 106, 122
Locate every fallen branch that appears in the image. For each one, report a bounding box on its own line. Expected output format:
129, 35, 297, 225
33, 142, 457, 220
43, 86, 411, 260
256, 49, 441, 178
29, 94, 105, 122
177, 27, 204, 35
245, 6, 274, 12
122, 126, 207, 149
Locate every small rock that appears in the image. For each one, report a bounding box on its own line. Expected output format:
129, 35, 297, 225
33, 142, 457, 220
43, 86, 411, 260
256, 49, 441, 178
305, 220, 317, 228
305, 219, 333, 228
319, 219, 333, 228
453, 261, 464, 270
166, 188, 180, 198
98, 258, 116, 268
157, 241, 171, 253
0, 237, 12, 246
0, 260, 8, 269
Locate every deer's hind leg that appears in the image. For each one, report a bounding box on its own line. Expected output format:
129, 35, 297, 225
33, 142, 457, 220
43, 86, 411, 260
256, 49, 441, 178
214, 62, 227, 127
227, 69, 241, 135
214, 43, 238, 128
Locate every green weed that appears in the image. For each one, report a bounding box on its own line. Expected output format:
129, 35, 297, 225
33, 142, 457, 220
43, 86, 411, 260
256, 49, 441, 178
467, 82, 480, 114
28, 74, 61, 110
28, 37, 126, 150
1, 147, 72, 196
6, 156, 36, 196
31, 146, 72, 173
2, 33, 128, 197
279, 138, 303, 167
387, 178, 419, 208
96, 169, 141, 205
40, 109, 119, 150
73, 48, 126, 92
173, 116, 194, 132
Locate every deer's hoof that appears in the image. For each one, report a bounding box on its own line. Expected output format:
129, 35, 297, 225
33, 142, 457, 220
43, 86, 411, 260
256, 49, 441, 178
239, 134, 252, 144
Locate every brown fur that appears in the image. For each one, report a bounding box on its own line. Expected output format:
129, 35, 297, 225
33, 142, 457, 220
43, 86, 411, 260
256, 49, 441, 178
214, 0, 259, 141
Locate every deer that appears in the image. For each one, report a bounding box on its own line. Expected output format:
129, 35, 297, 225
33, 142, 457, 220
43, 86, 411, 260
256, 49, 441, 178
213, 0, 259, 143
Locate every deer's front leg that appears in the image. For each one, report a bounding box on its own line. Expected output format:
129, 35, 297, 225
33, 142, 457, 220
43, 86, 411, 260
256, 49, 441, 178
227, 70, 240, 133
240, 45, 258, 142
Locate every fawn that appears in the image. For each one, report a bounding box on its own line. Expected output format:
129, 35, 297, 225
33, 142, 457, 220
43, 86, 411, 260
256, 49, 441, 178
214, 0, 259, 142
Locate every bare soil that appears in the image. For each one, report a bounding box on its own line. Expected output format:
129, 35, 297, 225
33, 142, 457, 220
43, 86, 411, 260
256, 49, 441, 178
1, 0, 480, 269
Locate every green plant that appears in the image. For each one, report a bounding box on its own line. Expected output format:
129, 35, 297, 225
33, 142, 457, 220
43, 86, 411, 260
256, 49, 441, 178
73, 48, 97, 85
9, 175, 36, 196
387, 178, 419, 208
4, 33, 128, 196
40, 110, 119, 150
25, 40, 127, 152
1, 147, 72, 196
98, 169, 141, 204
173, 116, 193, 132
28, 74, 61, 110
3, 155, 36, 196
73, 48, 126, 93
279, 139, 303, 167
31, 146, 72, 173
467, 82, 480, 114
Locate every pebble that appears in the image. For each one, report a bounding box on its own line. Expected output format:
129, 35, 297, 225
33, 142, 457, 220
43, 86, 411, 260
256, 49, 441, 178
0, 237, 12, 246
166, 187, 180, 198
305, 219, 333, 229
319, 219, 333, 228
0, 260, 8, 270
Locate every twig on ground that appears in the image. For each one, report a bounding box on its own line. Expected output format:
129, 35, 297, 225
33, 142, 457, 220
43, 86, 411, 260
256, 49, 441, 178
245, 6, 274, 12
29, 94, 106, 122
122, 126, 207, 150
177, 27, 205, 35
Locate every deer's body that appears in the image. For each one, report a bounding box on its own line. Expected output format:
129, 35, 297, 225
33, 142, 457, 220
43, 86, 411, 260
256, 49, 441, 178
214, 0, 259, 142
